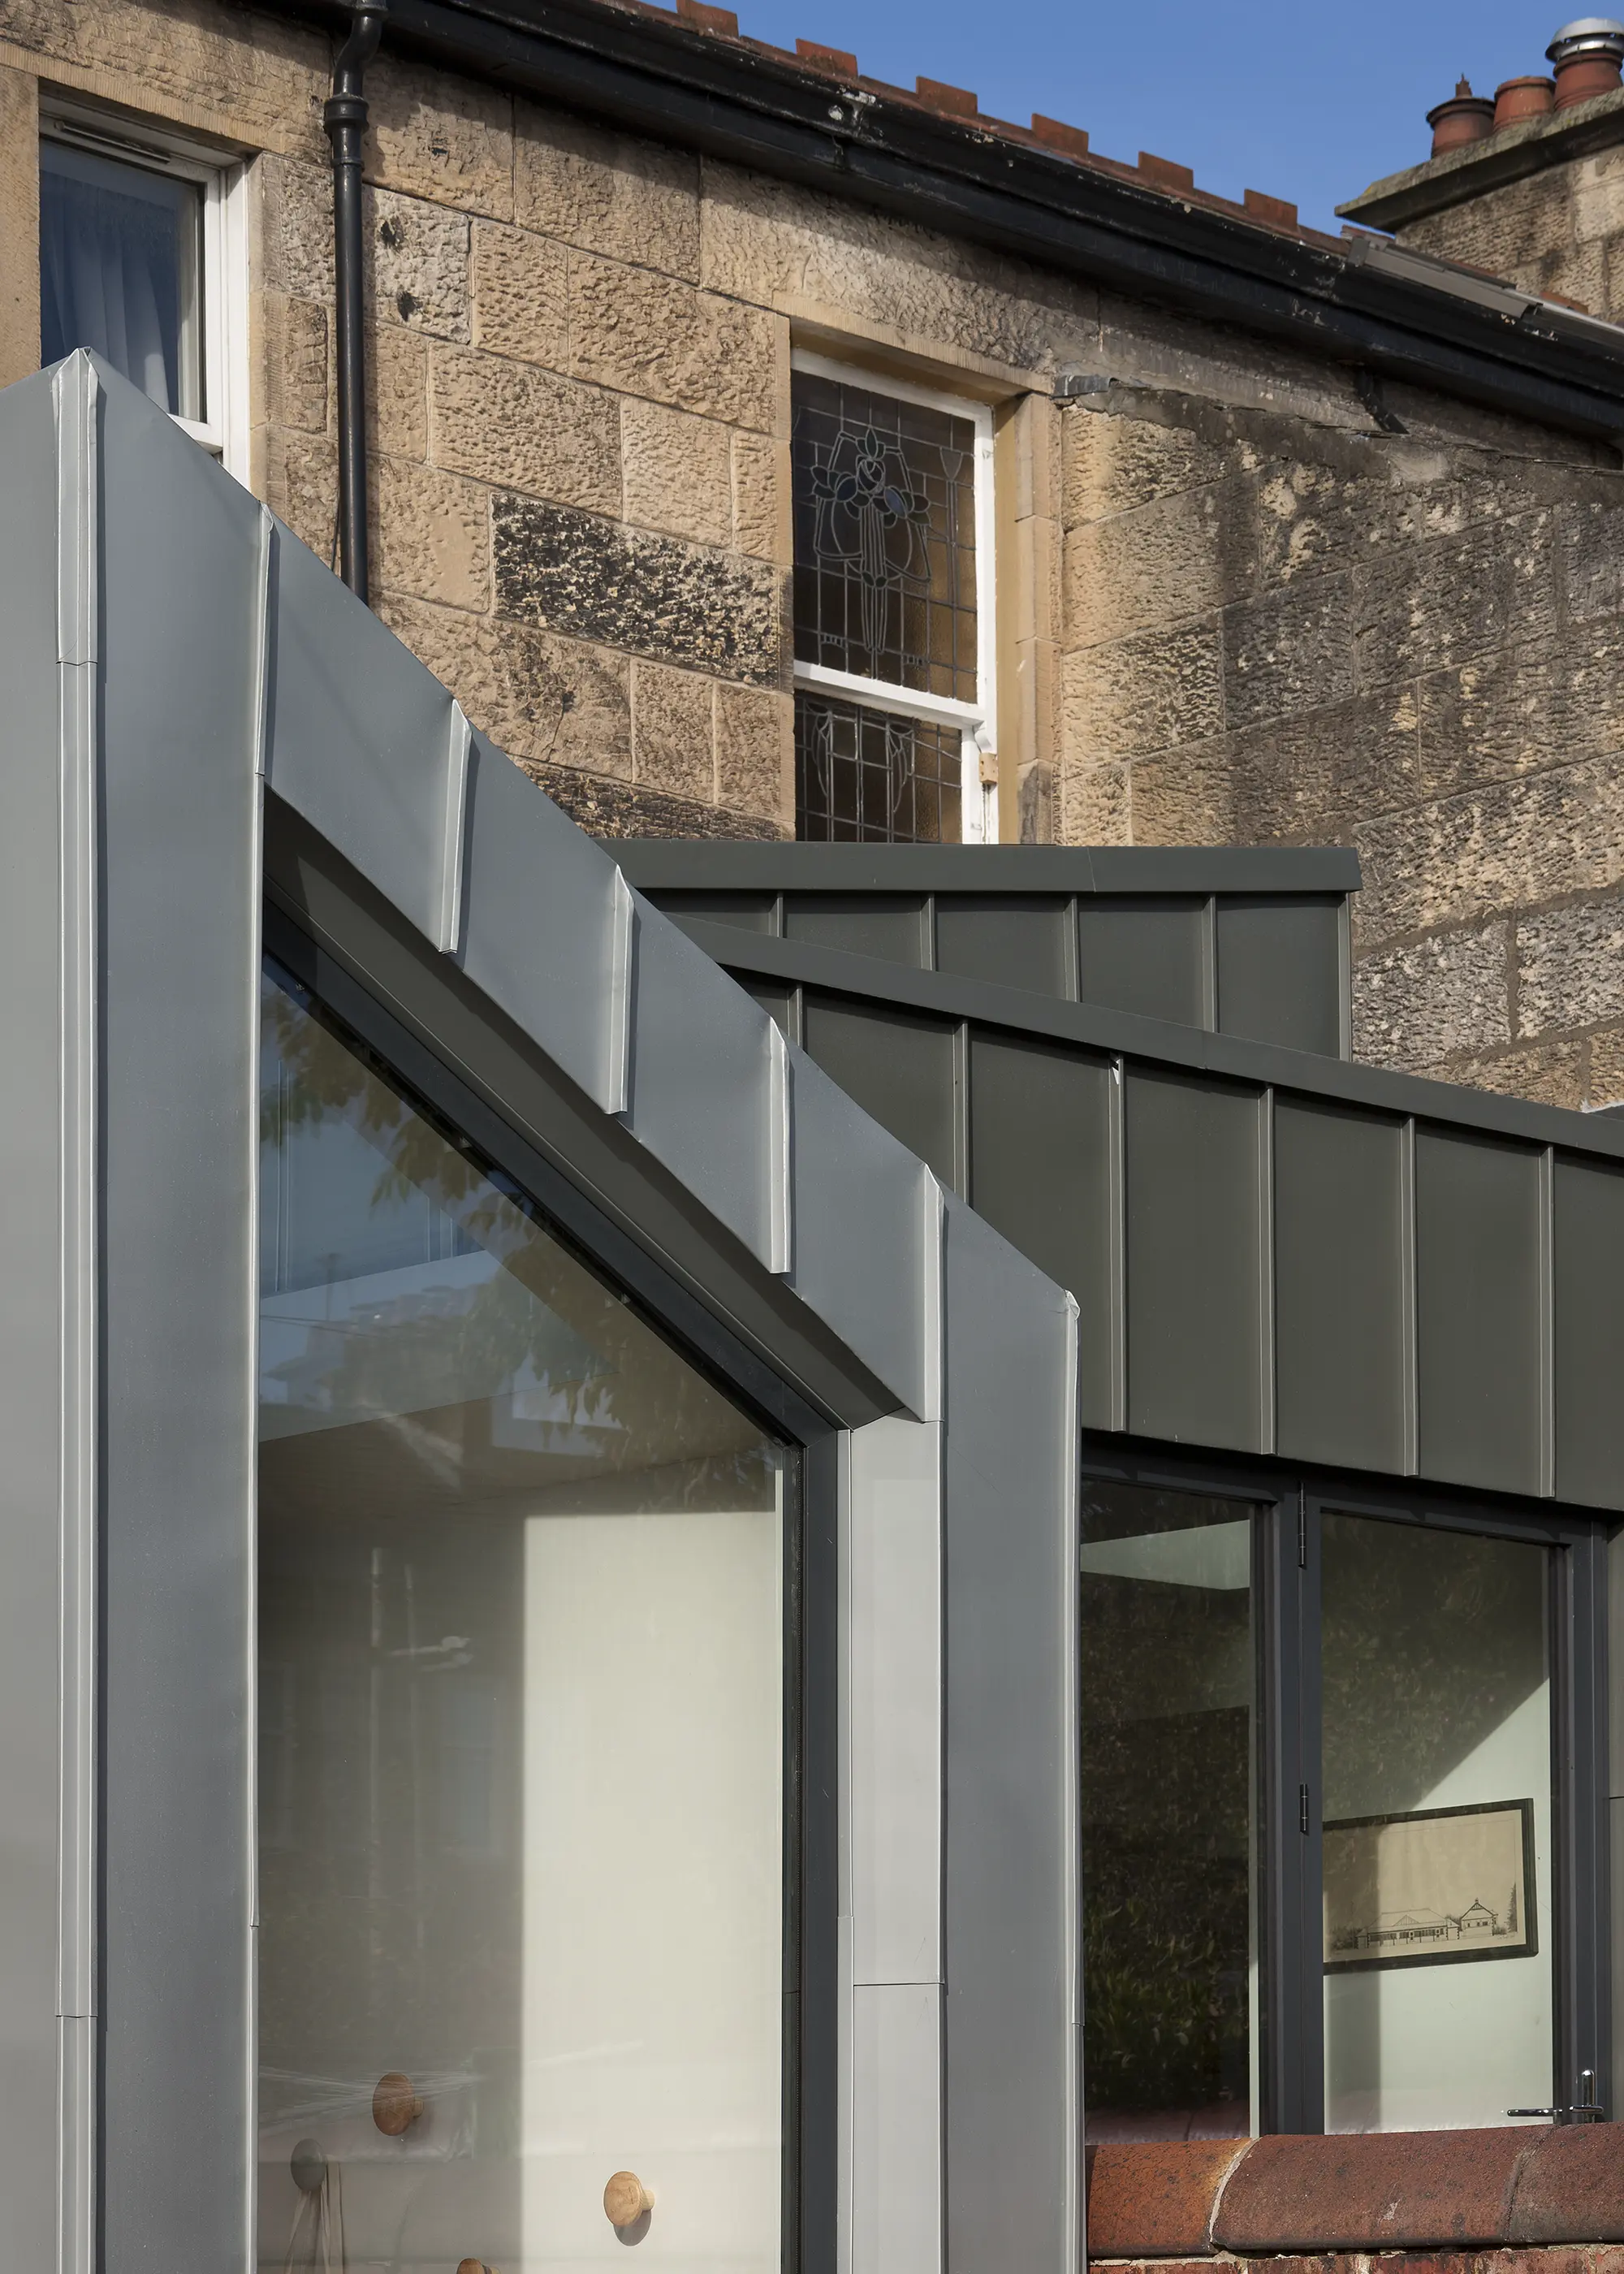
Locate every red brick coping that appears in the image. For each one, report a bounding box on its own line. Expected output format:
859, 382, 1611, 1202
1087, 2129, 1624, 2260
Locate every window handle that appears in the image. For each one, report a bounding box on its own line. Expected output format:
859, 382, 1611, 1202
1509, 2069, 1605, 2123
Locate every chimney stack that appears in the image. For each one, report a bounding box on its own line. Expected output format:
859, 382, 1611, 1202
1546, 18, 1624, 108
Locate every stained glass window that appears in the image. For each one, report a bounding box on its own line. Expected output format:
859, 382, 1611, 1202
794, 692, 963, 845
792, 370, 978, 702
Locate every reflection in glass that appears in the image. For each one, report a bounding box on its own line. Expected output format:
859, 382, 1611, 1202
257, 963, 787, 2273
1321, 1516, 1553, 2133
1078, 1482, 1258, 2141
793, 690, 962, 845
40, 138, 202, 418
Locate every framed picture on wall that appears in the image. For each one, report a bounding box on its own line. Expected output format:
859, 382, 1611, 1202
1323, 1798, 1537, 1973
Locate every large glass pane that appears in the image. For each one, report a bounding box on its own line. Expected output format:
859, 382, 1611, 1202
1321, 1515, 1553, 2133
257, 962, 788, 2274
1079, 1481, 1258, 2142
40, 137, 203, 419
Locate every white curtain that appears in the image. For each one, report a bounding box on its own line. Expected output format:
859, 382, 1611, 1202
40, 152, 189, 413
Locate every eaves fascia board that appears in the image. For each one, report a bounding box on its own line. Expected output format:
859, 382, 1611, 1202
611, 841, 1363, 894
263, 0, 1624, 443
680, 919, 1624, 1161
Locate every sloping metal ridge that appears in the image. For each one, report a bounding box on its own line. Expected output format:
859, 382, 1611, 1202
675, 918, 1624, 1513
0, 354, 1078, 2274
259, 0, 1624, 445
613, 840, 1357, 1058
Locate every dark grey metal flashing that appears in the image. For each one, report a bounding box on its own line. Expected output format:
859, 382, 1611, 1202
672, 920, 1624, 1511
262, 0, 1624, 444
611, 842, 1363, 894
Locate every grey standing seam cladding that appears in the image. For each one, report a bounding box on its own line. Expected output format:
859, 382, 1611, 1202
0, 358, 1080, 2272
665, 922, 1624, 1513
0, 364, 71, 2272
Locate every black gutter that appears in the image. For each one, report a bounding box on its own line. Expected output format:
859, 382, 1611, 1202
675, 919, 1624, 1161
263, 0, 1624, 445
323, 0, 387, 599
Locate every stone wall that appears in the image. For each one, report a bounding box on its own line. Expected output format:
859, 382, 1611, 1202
1056, 378, 1624, 1109
6, 0, 1624, 1098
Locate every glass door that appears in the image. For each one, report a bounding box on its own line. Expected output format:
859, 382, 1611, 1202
257, 962, 790, 2274
1319, 1511, 1556, 2133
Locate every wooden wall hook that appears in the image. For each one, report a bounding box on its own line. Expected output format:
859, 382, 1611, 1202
372, 2072, 424, 2136
603, 2172, 654, 2229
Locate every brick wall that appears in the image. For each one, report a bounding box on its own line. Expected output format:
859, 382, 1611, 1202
7, 0, 1624, 1100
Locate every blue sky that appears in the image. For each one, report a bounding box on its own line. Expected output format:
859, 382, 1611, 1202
732, 0, 1574, 232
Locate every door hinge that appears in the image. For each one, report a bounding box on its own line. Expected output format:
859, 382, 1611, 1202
1299, 1783, 1311, 1836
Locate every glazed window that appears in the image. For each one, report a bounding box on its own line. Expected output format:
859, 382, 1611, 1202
40, 106, 246, 469
791, 353, 996, 843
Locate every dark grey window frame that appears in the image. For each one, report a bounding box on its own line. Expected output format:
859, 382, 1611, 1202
265, 901, 840, 2274
1080, 1436, 1610, 2137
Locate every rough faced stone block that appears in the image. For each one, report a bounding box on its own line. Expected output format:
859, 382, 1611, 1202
253, 291, 327, 434
1587, 1027, 1624, 1107
621, 397, 732, 548
1064, 480, 1255, 646
1058, 759, 1131, 843
373, 453, 490, 612
701, 159, 1100, 371
470, 222, 568, 368
0, 64, 40, 390
377, 591, 632, 776
633, 660, 714, 801
1061, 625, 1224, 764
1061, 405, 1236, 527
254, 152, 333, 300
372, 188, 470, 341
1516, 893, 1624, 1037
370, 322, 428, 460
1355, 754, 1624, 943
261, 426, 335, 560
1419, 623, 1624, 798
1419, 1038, 1587, 1109
365, 54, 514, 221
715, 681, 793, 823
494, 494, 784, 684
515, 101, 700, 279
1132, 687, 1419, 850
525, 762, 784, 839
1357, 512, 1557, 687
1223, 575, 1357, 730
1405, 169, 1577, 298
1084, 2140, 1250, 2259
1351, 923, 1510, 1073
1562, 499, 1624, 624
1575, 145, 1624, 247
430, 344, 620, 512
569, 252, 778, 431
732, 429, 790, 564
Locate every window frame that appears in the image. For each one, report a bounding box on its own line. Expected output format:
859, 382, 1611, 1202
1078, 1438, 1610, 2138
39, 99, 250, 478
790, 347, 1000, 845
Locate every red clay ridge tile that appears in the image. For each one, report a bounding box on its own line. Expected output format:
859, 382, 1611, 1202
1244, 188, 1298, 226
916, 75, 978, 117
1031, 113, 1091, 158
1509, 2122, 1624, 2243
1216, 2129, 1531, 2255
1086, 2141, 1250, 2259
795, 36, 857, 75
676, 0, 740, 32
1138, 150, 1195, 191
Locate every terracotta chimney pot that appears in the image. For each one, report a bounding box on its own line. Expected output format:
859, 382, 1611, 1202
1427, 80, 1496, 154
1547, 18, 1624, 108
1494, 74, 1557, 126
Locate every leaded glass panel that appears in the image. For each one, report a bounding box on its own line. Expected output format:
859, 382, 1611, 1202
792, 371, 978, 702
795, 690, 962, 844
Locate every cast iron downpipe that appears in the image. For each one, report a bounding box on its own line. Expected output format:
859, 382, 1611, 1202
324, 0, 387, 600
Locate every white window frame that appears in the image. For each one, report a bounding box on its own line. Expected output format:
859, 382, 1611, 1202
40, 100, 251, 482
791, 347, 1000, 844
